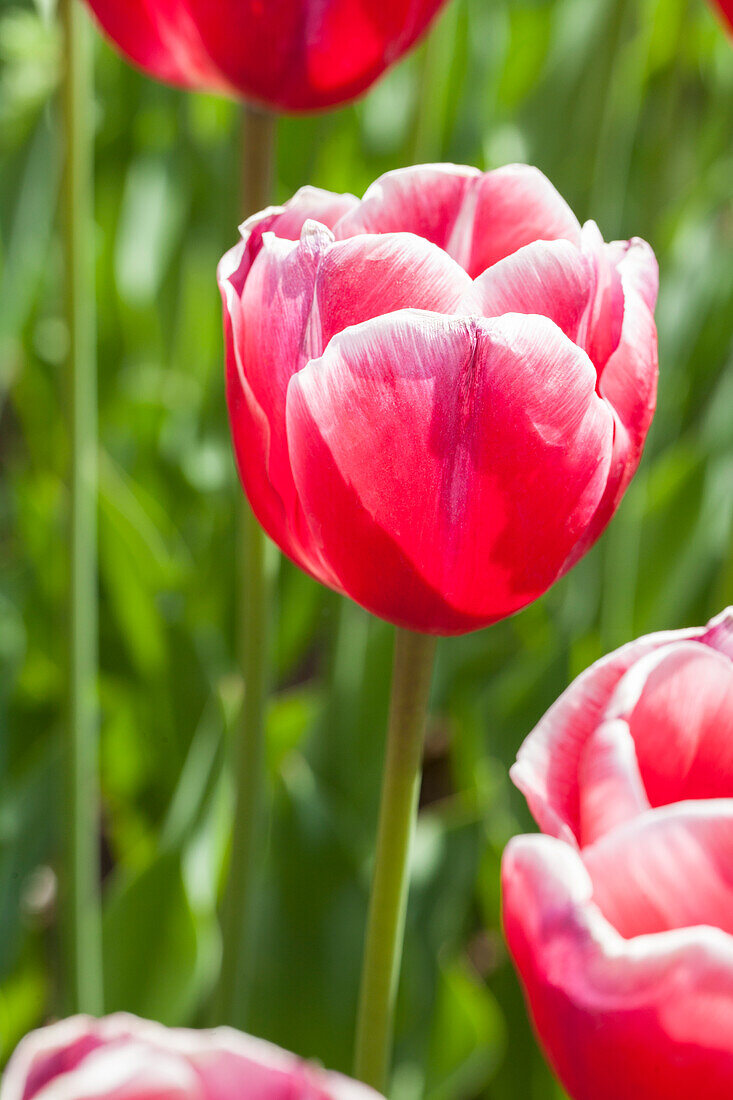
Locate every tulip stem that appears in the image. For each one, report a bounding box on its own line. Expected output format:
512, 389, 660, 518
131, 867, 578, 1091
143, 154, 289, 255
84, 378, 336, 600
215, 105, 277, 1029
354, 628, 438, 1092
59, 0, 104, 1015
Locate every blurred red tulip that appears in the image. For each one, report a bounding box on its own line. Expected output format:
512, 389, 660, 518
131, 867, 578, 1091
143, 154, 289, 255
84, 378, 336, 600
83, 0, 449, 111
219, 164, 659, 635
503, 608, 733, 1100
712, 0, 732, 31
1, 1013, 381, 1100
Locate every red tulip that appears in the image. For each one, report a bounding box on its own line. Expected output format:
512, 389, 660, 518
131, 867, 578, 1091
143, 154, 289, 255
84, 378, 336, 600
1, 1013, 381, 1100
219, 164, 659, 635
83, 0, 448, 111
503, 608, 733, 1100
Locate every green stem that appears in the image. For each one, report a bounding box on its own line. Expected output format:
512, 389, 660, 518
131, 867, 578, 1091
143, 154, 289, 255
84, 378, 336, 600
59, 0, 103, 1016
214, 105, 277, 1028
354, 628, 438, 1091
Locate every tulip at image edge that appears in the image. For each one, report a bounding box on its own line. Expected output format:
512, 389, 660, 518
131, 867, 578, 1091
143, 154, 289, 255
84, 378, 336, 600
219, 162, 659, 636
82, 0, 449, 111
502, 607, 733, 1100
0, 1013, 382, 1100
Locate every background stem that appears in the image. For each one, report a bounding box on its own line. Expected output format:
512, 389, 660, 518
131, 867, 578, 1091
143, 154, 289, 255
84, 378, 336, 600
354, 628, 437, 1092
214, 105, 277, 1028
59, 0, 104, 1016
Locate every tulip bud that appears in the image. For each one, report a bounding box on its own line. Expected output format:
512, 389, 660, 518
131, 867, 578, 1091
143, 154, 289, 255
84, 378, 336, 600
219, 164, 659, 635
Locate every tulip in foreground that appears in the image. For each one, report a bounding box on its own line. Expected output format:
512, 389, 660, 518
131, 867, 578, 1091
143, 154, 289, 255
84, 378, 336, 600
219, 163, 659, 635
83, 0, 448, 111
1, 1013, 381, 1100
503, 607, 733, 1100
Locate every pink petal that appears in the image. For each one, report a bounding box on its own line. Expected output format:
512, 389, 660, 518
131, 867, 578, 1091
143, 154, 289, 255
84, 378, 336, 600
503, 834, 733, 1100
467, 165, 581, 278
703, 607, 733, 659
286, 310, 613, 634
510, 625, 709, 845
1, 1016, 381, 1100
583, 803, 733, 939
577, 718, 650, 845
333, 164, 481, 249
461, 239, 593, 342
334, 164, 581, 277
560, 237, 658, 568
251, 187, 360, 245
220, 224, 470, 581
611, 641, 733, 807
1, 1019, 196, 1100
235, 187, 359, 274
578, 222, 625, 372
184, 1029, 377, 1100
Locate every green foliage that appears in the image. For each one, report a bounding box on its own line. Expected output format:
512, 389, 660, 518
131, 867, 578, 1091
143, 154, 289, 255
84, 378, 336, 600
0, 0, 732, 1095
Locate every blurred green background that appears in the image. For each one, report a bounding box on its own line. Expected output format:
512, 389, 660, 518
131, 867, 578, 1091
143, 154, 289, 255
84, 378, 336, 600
1, 0, 732, 1094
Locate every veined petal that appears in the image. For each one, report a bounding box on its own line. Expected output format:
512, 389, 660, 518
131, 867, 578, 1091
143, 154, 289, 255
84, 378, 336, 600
503, 834, 733, 1100
286, 309, 613, 633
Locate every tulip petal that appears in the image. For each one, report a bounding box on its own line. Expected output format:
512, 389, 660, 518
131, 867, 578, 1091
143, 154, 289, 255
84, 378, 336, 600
2, 1019, 197, 1100
503, 834, 733, 1100
609, 641, 733, 807
510, 626, 708, 845
577, 718, 651, 845
246, 186, 360, 248
86, 0, 230, 93
467, 165, 582, 277
221, 226, 471, 580
562, 236, 658, 567
703, 607, 733, 660
2, 1015, 381, 1100
334, 164, 581, 277
583, 802, 733, 940
286, 309, 613, 633
461, 239, 593, 342
333, 164, 481, 249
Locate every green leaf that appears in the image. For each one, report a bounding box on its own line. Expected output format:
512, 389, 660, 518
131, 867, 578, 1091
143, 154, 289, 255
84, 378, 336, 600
102, 848, 214, 1024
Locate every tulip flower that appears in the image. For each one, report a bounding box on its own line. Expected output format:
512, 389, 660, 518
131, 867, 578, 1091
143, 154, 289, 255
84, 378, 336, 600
219, 163, 659, 637
502, 607, 733, 1100
82, 0, 449, 111
1, 1013, 381, 1100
